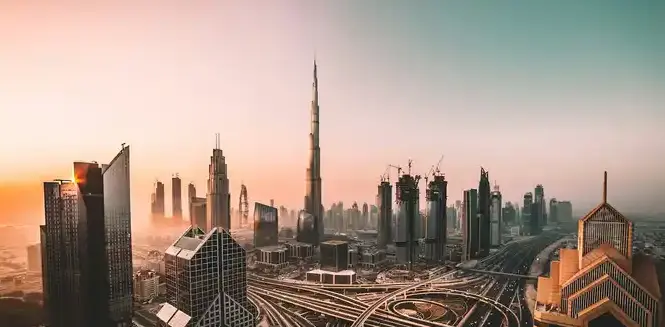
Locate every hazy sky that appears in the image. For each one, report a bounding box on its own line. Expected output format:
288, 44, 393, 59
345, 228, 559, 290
1, 0, 664, 225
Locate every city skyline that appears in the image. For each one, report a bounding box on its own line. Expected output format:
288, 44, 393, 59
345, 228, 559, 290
2, 1, 665, 225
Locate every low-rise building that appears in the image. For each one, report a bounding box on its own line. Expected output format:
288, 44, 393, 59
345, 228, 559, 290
133, 270, 160, 302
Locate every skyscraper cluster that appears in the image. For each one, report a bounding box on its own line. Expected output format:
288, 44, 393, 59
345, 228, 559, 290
461, 168, 496, 261
41, 145, 133, 327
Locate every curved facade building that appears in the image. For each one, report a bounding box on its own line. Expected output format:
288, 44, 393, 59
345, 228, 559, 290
296, 211, 318, 245
533, 172, 662, 327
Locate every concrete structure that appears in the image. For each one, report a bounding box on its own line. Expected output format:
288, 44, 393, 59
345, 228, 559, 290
395, 174, 420, 269
534, 172, 662, 327
490, 185, 502, 247
549, 198, 558, 224
305, 269, 357, 285
297, 211, 318, 245
286, 242, 314, 261
42, 145, 133, 327
190, 197, 207, 231
157, 226, 255, 327
523, 192, 537, 235
360, 249, 387, 269
304, 61, 323, 246
256, 245, 289, 269
172, 175, 182, 220
423, 174, 447, 263
133, 270, 160, 302
477, 168, 491, 257
377, 181, 393, 249
27, 243, 41, 273
534, 184, 545, 227
187, 182, 196, 222
462, 189, 478, 261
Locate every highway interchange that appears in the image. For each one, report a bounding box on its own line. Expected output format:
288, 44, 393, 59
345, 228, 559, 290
248, 233, 561, 327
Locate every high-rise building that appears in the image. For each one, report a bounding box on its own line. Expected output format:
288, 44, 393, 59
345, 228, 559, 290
557, 201, 573, 222
188, 182, 196, 220
320, 240, 349, 272
534, 184, 545, 226
102, 145, 133, 325
549, 198, 558, 224
42, 146, 133, 327
395, 174, 420, 269
377, 181, 393, 249
477, 168, 491, 257
424, 175, 447, 263
502, 202, 517, 227
157, 227, 255, 327
351, 202, 360, 231
523, 192, 537, 235
304, 61, 323, 246
533, 172, 662, 327
207, 134, 231, 231
190, 197, 207, 230
490, 185, 502, 247
361, 202, 369, 230
151, 181, 165, 221
253, 202, 278, 248
462, 189, 478, 261
172, 175, 182, 220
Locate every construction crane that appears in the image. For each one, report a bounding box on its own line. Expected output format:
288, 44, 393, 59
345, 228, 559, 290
381, 164, 403, 182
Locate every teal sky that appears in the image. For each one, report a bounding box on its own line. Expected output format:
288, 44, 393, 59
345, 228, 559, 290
0, 1, 664, 224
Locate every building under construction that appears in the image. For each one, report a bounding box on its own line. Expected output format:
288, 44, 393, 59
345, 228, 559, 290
376, 180, 393, 249
424, 174, 448, 263
395, 174, 421, 269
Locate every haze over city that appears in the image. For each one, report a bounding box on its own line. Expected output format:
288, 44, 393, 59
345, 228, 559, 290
1, 0, 665, 228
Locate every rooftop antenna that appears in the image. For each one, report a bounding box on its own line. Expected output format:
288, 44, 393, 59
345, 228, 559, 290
602, 171, 608, 203
215, 133, 220, 149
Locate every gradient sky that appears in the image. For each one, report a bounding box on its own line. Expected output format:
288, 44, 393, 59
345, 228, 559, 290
1, 0, 664, 226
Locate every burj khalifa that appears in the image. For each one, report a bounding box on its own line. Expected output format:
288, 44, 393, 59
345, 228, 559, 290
300, 61, 323, 246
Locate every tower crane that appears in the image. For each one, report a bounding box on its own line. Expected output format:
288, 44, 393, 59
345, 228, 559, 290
381, 164, 403, 183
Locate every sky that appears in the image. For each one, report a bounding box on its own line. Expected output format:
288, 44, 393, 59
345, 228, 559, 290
1, 0, 664, 226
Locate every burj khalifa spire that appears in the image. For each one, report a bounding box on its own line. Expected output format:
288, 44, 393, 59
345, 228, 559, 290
303, 60, 323, 245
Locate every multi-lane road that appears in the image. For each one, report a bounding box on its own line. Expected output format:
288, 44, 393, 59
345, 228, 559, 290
249, 233, 561, 327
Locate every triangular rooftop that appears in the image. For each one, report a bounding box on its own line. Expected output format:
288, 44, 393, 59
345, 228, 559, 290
580, 171, 631, 224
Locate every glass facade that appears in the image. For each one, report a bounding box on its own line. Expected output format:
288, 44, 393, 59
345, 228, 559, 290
102, 146, 133, 326
158, 227, 255, 327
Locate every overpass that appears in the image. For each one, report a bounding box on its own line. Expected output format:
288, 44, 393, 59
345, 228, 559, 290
458, 268, 538, 280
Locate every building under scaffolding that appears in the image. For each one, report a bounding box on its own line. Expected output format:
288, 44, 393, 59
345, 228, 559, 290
394, 174, 420, 269
424, 175, 448, 263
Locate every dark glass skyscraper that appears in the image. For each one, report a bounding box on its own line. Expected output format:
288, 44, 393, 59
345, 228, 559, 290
377, 181, 393, 249
253, 202, 278, 248
395, 174, 420, 269
424, 175, 447, 263
41, 147, 133, 327
101, 145, 133, 325
477, 168, 490, 257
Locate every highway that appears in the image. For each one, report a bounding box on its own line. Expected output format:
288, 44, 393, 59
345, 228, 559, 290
248, 233, 561, 327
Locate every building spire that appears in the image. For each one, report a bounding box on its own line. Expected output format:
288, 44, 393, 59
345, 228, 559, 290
602, 171, 608, 203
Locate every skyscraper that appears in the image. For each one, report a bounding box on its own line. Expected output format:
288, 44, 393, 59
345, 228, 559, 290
42, 146, 133, 327
157, 227, 255, 327
523, 192, 536, 235
534, 184, 545, 226
150, 181, 165, 221
253, 202, 278, 248
362, 202, 369, 230
549, 198, 558, 224
533, 172, 662, 327
304, 60, 323, 246
490, 185, 502, 247
477, 168, 491, 257
395, 174, 420, 269
424, 174, 447, 263
102, 145, 133, 325
557, 201, 573, 222
188, 182, 196, 221
462, 189, 478, 261
172, 175, 182, 220
377, 181, 393, 249
207, 134, 231, 231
